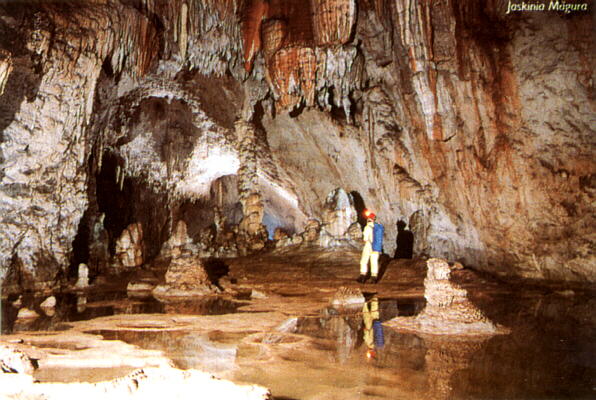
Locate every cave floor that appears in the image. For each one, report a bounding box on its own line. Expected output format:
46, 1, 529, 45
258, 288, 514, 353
1, 247, 595, 399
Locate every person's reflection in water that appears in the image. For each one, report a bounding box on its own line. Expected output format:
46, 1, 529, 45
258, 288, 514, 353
362, 296, 384, 361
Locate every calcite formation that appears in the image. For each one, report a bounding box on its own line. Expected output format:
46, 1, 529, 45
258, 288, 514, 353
321, 188, 358, 237
0, 345, 36, 375
0, 348, 271, 400
158, 220, 198, 260
0, 49, 11, 95
40, 296, 57, 317
75, 263, 89, 288
113, 223, 144, 269
275, 188, 361, 249
310, 0, 356, 46
236, 120, 268, 253
387, 258, 508, 335
152, 254, 217, 298
267, 45, 317, 111
149, 220, 220, 296
0, 0, 594, 293
330, 286, 365, 307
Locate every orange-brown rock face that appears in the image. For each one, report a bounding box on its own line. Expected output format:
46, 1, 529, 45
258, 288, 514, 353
242, 0, 269, 71
310, 0, 356, 46
267, 46, 317, 110
0, 0, 593, 292
244, 0, 358, 110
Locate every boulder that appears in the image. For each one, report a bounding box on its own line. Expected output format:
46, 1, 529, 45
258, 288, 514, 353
40, 296, 56, 317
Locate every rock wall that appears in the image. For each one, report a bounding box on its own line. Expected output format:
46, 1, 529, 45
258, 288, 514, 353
0, 0, 593, 291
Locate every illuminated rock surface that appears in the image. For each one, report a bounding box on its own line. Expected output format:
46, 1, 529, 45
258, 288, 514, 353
0, 2, 594, 398
0, 0, 593, 292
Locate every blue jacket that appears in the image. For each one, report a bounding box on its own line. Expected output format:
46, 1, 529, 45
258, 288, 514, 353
372, 223, 384, 252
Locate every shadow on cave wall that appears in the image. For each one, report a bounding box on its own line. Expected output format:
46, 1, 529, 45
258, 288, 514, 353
394, 219, 414, 259
350, 190, 367, 228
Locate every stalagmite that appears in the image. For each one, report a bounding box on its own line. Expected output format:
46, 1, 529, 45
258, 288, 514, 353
387, 258, 509, 335
114, 223, 144, 269
235, 120, 268, 253
75, 263, 90, 288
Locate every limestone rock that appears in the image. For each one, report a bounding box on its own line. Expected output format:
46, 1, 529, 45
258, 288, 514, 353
75, 263, 89, 288
0, 345, 36, 375
302, 219, 322, 243
16, 308, 39, 320
273, 228, 289, 241
347, 222, 363, 241
261, 19, 287, 61
0, 366, 271, 400
0, 0, 593, 292
0, 49, 12, 96
40, 296, 56, 317
321, 188, 357, 237
267, 45, 317, 111
310, 0, 356, 46
114, 223, 144, 269
152, 255, 217, 298
387, 258, 509, 335
159, 220, 197, 259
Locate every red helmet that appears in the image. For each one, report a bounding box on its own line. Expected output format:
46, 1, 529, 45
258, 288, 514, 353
364, 209, 376, 219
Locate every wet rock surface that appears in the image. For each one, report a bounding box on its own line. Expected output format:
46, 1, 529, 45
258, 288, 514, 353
0, 249, 594, 399
387, 258, 509, 335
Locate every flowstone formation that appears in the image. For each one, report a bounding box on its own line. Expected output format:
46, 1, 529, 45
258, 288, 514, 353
387, 258, 508, 335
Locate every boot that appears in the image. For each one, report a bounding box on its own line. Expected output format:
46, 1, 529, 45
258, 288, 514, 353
370, 276, 378, 284
357, 274, 368, 284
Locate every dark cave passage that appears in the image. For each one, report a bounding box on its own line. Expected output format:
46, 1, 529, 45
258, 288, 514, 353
95, 152, 170, 262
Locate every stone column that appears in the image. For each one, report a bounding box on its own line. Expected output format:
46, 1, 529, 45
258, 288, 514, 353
235, 120, 267, 254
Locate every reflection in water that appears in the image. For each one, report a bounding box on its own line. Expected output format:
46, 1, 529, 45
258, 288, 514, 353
362, 296, 384, 361
4, 289, 594, 399
421, 335, 487, 400
76, 295, 87, 313
1, 292, 244, 334
88, 329, 237, 372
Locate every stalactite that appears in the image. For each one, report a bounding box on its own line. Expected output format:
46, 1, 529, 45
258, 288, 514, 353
310, 0, 356, 46
241, 0, 269, 72
261, 19, 287, 61
267, 45, 317, 111
179, 2, 189, 61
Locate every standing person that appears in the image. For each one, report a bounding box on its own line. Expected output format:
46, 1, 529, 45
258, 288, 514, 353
358, 210, 384, 283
